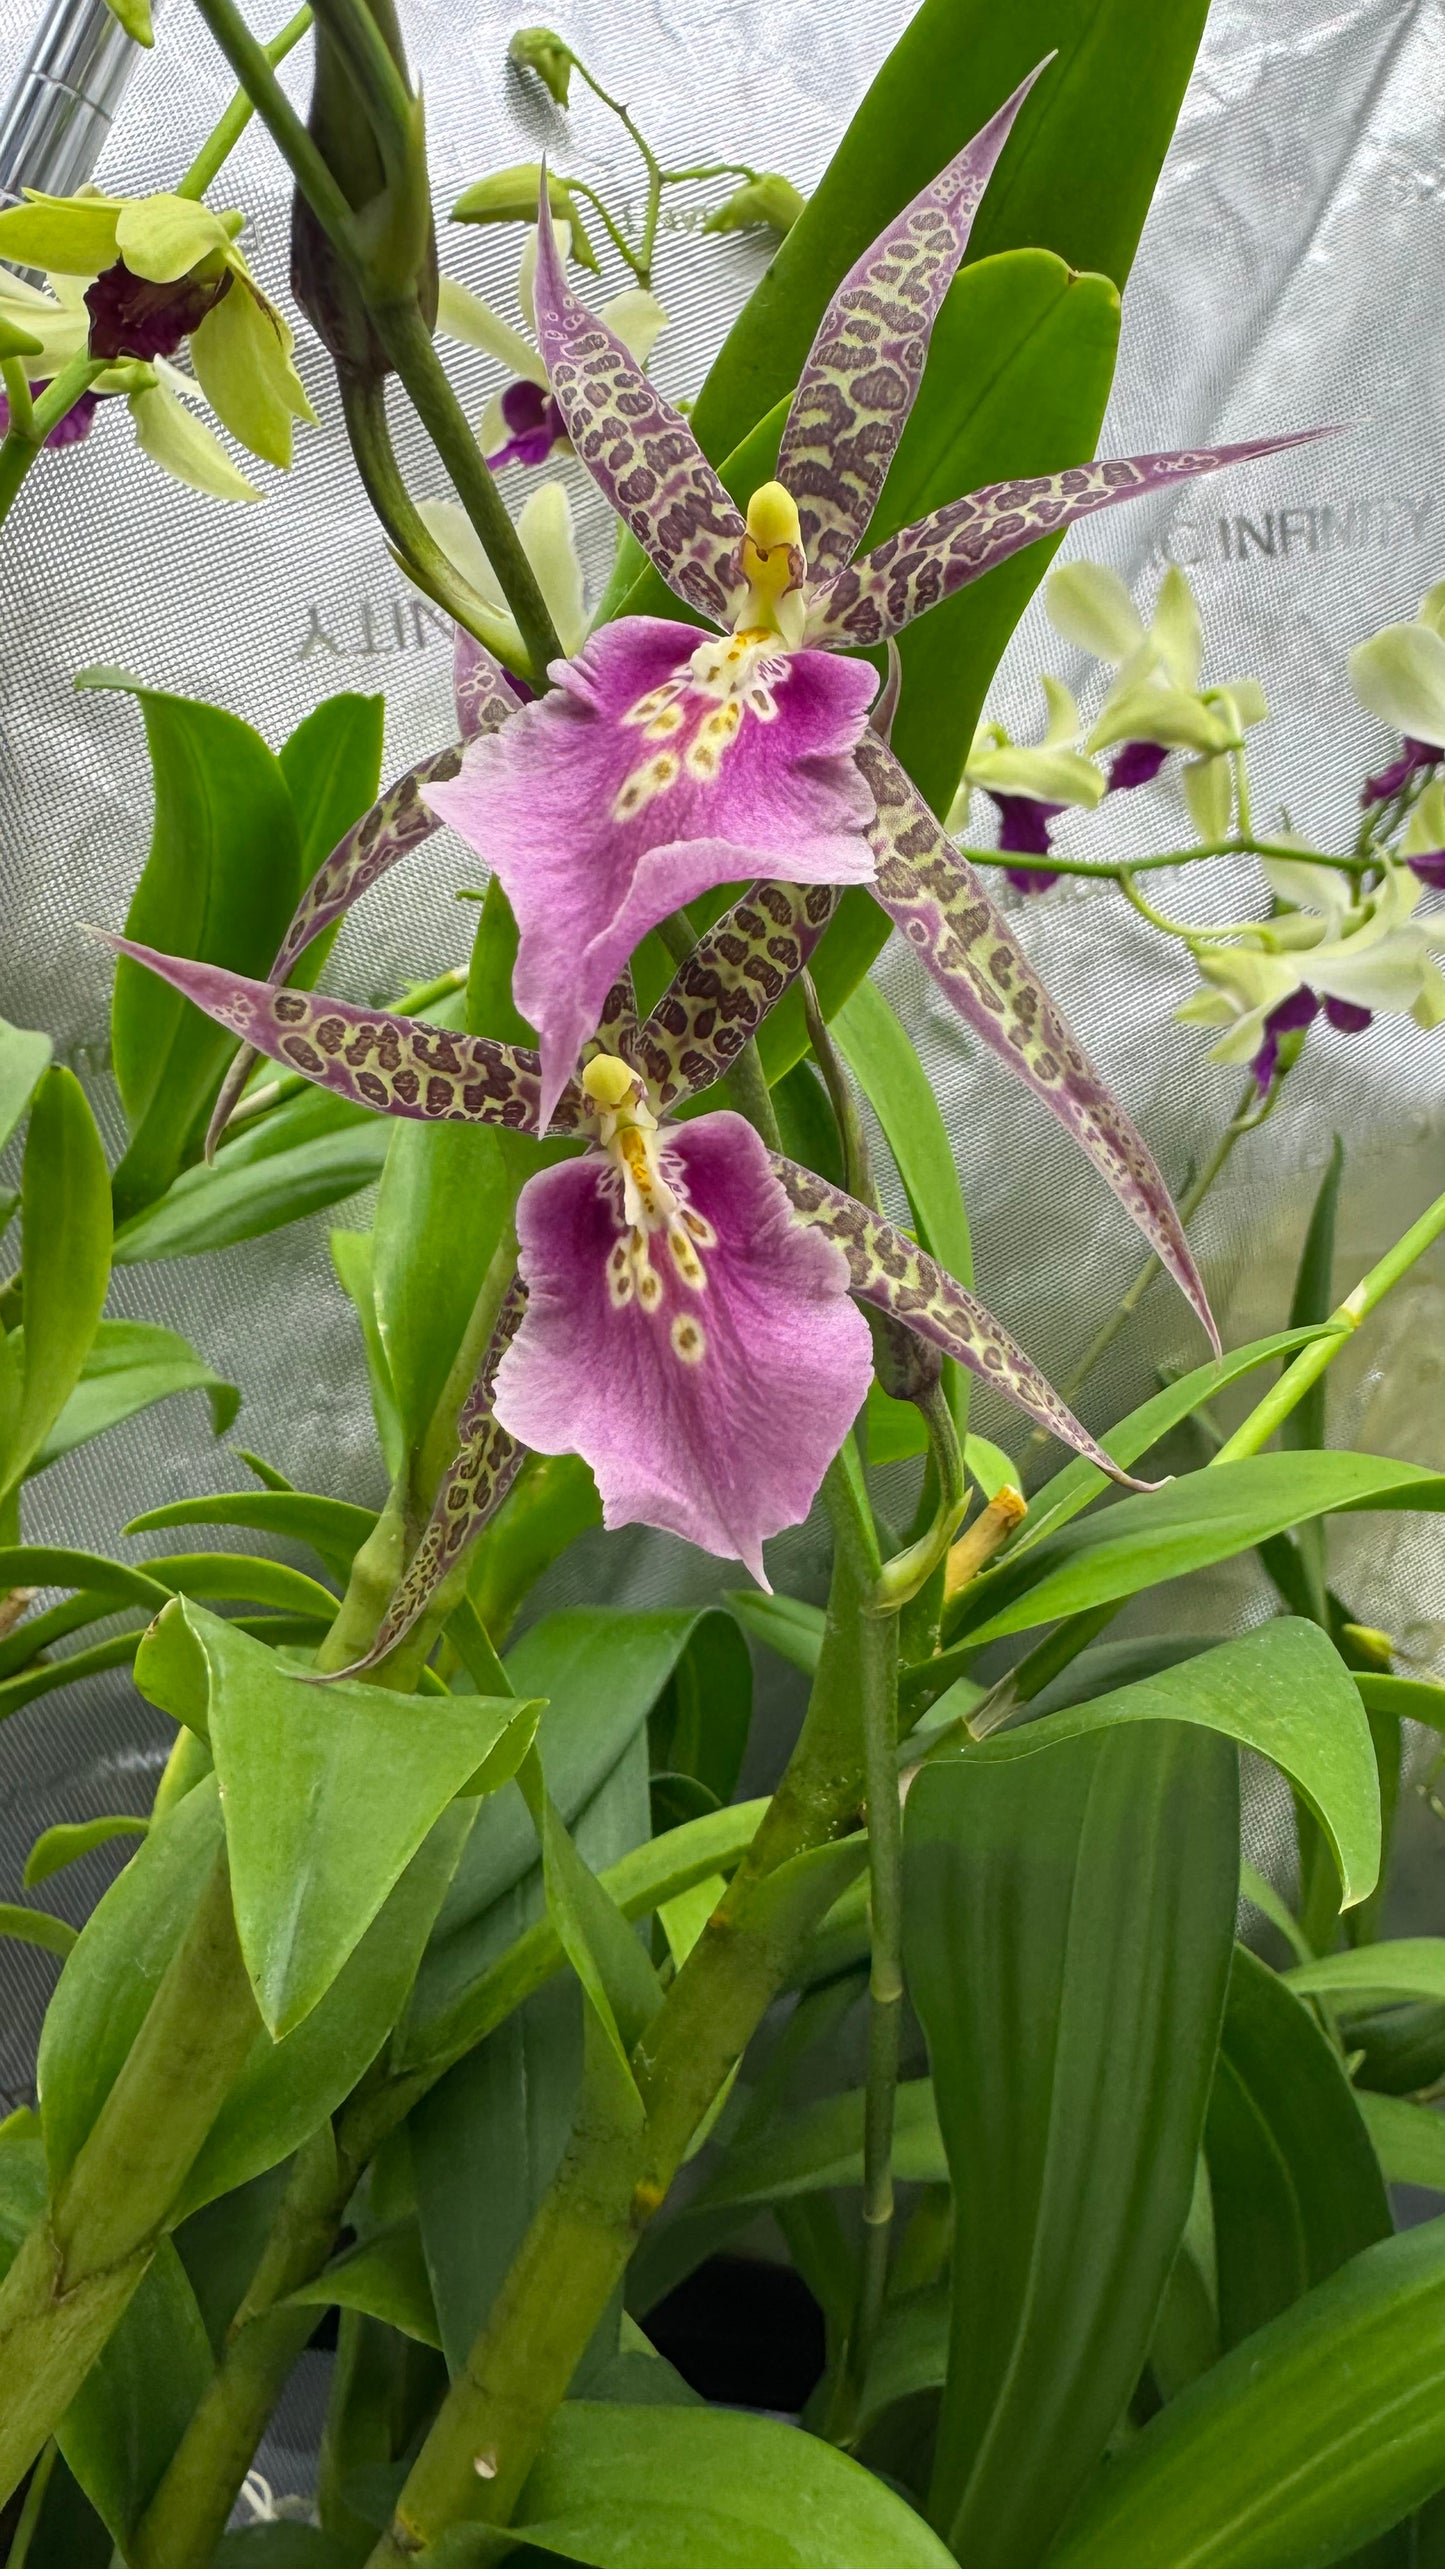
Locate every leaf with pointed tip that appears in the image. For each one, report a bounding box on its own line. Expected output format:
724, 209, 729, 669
532, 207, 747, 626
31, 1319, 238, 1472
1, 1068, 111, 1500
771, 1153, 1140, 1480
0, 1014, 52, 1153
857, 735, 1213, 1340
284, 2216, 442, 2348
0, 1900, 77, 1957
177, 1601, 534, 2036
126, 1489, 375, 1582
779, 66, 1047, 580
114, 1084, 390, 1263
24, 1815, 148, 1889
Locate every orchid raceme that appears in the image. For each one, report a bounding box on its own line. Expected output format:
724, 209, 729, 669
1045, 559, 1267, 816
436, 233, 665, 471
97, 918, 1150, 1606
420, 70, 1320, 1134
1177, 855, 1445, 1086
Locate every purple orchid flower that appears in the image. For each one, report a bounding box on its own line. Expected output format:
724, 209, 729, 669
989, 791, 1064, 895
1107, 739, 1171, 794
1407, 845, 1445, 890
85, 258, 232, 362
0, 383, 101, 446
95, 895, 1155, 1647
422, 66, 1321, 1132
1251, 986, 1372, 1089
485, 376, 569, 471
1362, 738, 1437, 807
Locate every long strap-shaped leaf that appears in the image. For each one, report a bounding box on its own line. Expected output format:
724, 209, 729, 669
321, 1278, 529, 1681
771, 1154, 1151, 1484
531, 194, 748, 628
778, 63, 1047, 583
806, 434, 1329, 646
206, 631, 519, 1156
856, 735, 1216, 1345
98, 937, 582, 1134
635, 883, 840, 1109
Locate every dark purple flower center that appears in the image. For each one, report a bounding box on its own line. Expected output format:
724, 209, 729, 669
0, 383, 101, 447
1251, 984, 1372, 1089
1361, 737, 1438, 808
484, 375, 569, 471
1107, 738, 1170, 793
85, 258, 232, 364
988, 789, 1061, 895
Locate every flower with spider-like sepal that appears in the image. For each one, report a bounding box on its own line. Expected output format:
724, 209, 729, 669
94, 899, 1155, 1630
946, 676, 1104, 893
1176, 854, 1445, 1088
435, 226, 665, 473
420, 68, 1320, 1131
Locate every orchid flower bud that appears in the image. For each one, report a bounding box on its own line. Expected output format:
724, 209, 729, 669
703, 174, 807, 239
508, 27, 575, 107
290, 0, 437, 381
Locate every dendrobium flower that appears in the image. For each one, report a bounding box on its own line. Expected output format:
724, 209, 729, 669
1402, 781, 1445, 889
435, 231, 666, 472
418, 479, 590, 662
98, 883, 1148, 1627
1350, 582, 1445, 804
1045, 560, 1267, 825
947, 677, 1104, 893
421, 71, 1317, 1127
0, 188, 314, 496
1177, 855, 1445, 1087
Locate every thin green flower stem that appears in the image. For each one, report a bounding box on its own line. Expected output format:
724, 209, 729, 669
658, 159, 759, 186
0, 1850, 261, 2504
567, 55, 664, 282
952, 1180, 1445, 1740
967, 836, 1362, 881
187, 0, 562, 679
1232, 741, 1255, 840
175, 3, 313, 198
5, 2442, 55, 2567
339, 372, 527, 669
0, 359, 33, 438
361, 1453, 882, 2564
556, 177, 641, 279
1115, 868, 1275, 944
0, 354, 105, 535
876, 1379, 967, 1611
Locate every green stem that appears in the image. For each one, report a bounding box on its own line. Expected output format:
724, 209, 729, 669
563, 177, 646, 281
367, 295, 561, 681
175, 3, 313, 197
0, 1851, 259, 2503
190, 0, 361, 244
338, 372, 526, 669
876, 1380, 967, 1612
967, 836, 1362, 881
659, 159, 759, 185
1, 360, 34, 439
0, 355, 105, 537
363, 1454, 881, 2563
307, 0, 414, 175
6, 2443, 55, 2567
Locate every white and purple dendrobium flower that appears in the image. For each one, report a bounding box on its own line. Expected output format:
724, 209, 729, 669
948, 677, 1103, 894
422, 68, 1319, 1127
99, 869, 1156, 1658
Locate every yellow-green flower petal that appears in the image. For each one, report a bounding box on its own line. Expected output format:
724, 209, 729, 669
965, 741, 1105, 808
114, 193, 231, 286
1150, 564, 1203, 690
435, 275, 547, 383
1045, 559, 1144, 663
516, 480, 588, 656
1183, 750, 1233, 839
189, 280, 309, 468
599, 288, 667, 367
128, 377, 262, 502
1349, 622, 1445, 750
0, 190, 122, 276
1090, 681, 1231, 756
1404, 779, 1445, 859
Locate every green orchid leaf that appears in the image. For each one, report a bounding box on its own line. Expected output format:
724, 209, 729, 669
372, 1117, 516, 1474
0, 1015, 52, 1153
142, 1552, 338, 1620
89, 674, 305, 1222
517, 1748, 662, 2106
1286, 1941, 1445, 2011
31, 1319, 238, 1472
113, 193, 228, 283
1357, 1671, 1445, 1734
331, 1229, 404, 1478
906, 1720, 1239, 2564
982, 1620, 1379, 1909
953, 1452, 1445, 1649
57, 2240, 211, 2545
24, 1815, 148, 1890
1207, 1945, 1389, 2349
648, 1608, 752, 1815
1046, 2219, 1445, 2568
176, 1600, 533, 2036
0, 1901, 77, 1957
0, 1543, 170, 1612
277, 691, 385, 987
697, 2078, 945, 2209
723, 1588, 825, 1678
0, 192, 121, 275
999, 1324, 1340, 1567
125, 1489, 376, 1582
112, 1091, 390, 1263
0, 312, 43, 358
466, 1448, 601, 1643
1359, 2092, 1445, 2194
0, 1068, 111, 1499
283, 2216, 442, 2349
178, 1805, 474, 2215
689, 0, 1205, 463
515, 2400, 958, 2568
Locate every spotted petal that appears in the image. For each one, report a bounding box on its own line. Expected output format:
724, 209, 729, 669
531, 203, 748, 626
206, 629, 519, 1156
99, 937, 574, 1132
777, 64, 1047, 584
771, 1156, 1155, 1485
635, 881, 840, 1110
805, 435, 1331, 648
857, 736, 1217, 1347
493, 1114, 873, 1583
424, 616, 877, 1125
322, 1277, 529, 1680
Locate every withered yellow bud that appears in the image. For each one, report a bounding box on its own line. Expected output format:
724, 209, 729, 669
581, 1053, 637, 1109
745, 479, 802, 553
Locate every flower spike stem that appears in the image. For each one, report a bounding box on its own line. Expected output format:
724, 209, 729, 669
186, 0, 563, 682
339, 372, 525, 665
967, 835, 1362, 882
175, 3, 314, 198
0, 354, 106, 537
